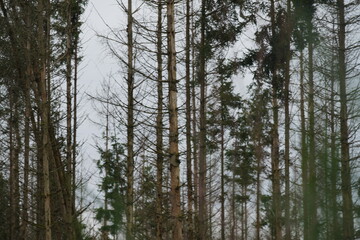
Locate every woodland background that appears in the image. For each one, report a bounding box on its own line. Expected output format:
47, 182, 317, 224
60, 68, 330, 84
0, 0, 359, 239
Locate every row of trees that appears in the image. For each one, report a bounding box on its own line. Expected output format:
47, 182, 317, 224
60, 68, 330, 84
0, 0, 359, 239
0, 0, 87, 239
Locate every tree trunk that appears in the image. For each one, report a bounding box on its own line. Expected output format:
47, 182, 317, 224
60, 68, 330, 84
299, 49, 309, 240
337, 1, 354, 239
254, 92, 263, 240
270, 0, 282, 239
167, 0, 183, 238
284, 0, 292, 238
185, 0, 194, 238
9, 90, 20, 240
65, 0, 74, 237
38, 0, 52, 238
198, 0, 207, 238
126, 0, 134, 238
308, 35, 318, 240
330, 52, 340, 239
220, 121, 225, 240
156, 1, 164, 238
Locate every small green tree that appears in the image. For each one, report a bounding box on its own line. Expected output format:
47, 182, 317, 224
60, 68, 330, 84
96, 136, 126, 238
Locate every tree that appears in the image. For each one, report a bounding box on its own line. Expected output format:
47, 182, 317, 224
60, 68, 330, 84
167, 0, 183, 238
96, 136, 126, 239
337, 1, 355, 238
126, 0, 135, 238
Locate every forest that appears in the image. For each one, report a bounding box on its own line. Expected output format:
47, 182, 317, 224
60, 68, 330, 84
0, 0, 359, 239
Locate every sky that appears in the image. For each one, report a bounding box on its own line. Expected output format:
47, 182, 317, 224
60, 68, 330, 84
78, 0, 120, 164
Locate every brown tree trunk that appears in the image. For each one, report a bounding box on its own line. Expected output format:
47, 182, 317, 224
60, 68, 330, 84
284, 0, 292, 238
299, 49, 309, 240
270, 0, 282, 239
72, 26, 79, 225
126, 0, 134, 239
37, 0, 52, 238
307, 35, 318, 240
167, 0, 183, 238
9, 90, 20, 240
185, 0, 194, 238
65, 0, 74, 237
337, 1, 354, 239
254, 93, 263, 240
330, 52, 340, 239
198, 0, 207, 238
220, 122, 225, 240
156, 1, 164, 238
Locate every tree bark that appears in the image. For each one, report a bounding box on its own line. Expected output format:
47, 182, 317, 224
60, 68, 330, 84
156, 1, 164, 239
126, 0, 134, 239
38, 0, 52, 238
337, 1, 354, 239
185, 0, 194, 238
65, 0, 74, 237
198, 0, 208, 238
270, 0, 282, 239
220, 120, 225, 240
330, 53, 340, 239
308, 33, 318, 240
167, 0, 183, 238
284, 0, 292, 238
299, 49, 309, 240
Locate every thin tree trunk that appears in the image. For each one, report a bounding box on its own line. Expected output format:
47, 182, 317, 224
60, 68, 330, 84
231, 167, 234, 240
102, 100, 110, 240
330, 54, 339, 239
156, 1, 164, 238
254, 90, 263, 240
38, 0, 52, 238
198, 0, 207, 238
65, 0, 74, 237
220, 122, 225, 240
299, 49, 309, 240
308, 36, 318, 240
9, 91, 20, 240
126, 0, 134, 238
270, 0, 282, 239
284, 0, 292, 238
20, 72, 30, 239
167, 0, 183, 238
190, 0, 199, 234
337, 1, 354, 238
72, 27, 79, 226
185, 0, 194, 238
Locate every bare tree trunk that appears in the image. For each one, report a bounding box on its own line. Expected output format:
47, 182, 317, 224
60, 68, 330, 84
38, 0, 52, 238
230, 157, 236, 240
185, 0, 194, 238
284, 0, 292, 238
307, 36, 318, 240
167, 0, 183, 238
191, 54, 199, 240
299, 49, 309, 240
270, 0, 282, 239
72, 26, 79, 226
21, 73, 30, 239
156, 1, 164, 238
330, 53, 340, 239
65, 0, 74, 237
9, 91, 20, 240
337, 1, 354, 239
254, 94, 262, 240
220, 122, 225, 240
126, 0, 134, 239
198, 0, 207, 238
